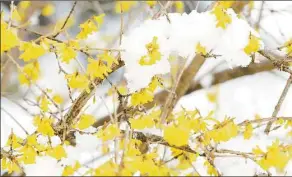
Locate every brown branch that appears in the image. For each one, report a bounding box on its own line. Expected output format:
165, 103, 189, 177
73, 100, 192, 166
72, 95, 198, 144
161, 54, 205, 122
265, 74, 292, 134
1, 107, 29, 135
59, 60, 125, 130
94, 62, 275, 128
186, 61, 274, 95
238, 116, 292, 129
129, 130, 206, 156
258, 50, 292, 74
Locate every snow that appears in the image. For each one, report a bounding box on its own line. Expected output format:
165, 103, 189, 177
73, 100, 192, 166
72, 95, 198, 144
24, 156, 63, 176
121, 9, 260, 92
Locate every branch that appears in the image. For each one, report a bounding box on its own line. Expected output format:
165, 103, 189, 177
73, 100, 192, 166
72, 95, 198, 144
1, 107, 29, 135
94, 62, 275, 128
59, 60, 125, 130
258, 50, 292, 74
129, 130, 206, 156
52, 1, 77, 38
161, 54, 206, 123
265, 74, 292, 134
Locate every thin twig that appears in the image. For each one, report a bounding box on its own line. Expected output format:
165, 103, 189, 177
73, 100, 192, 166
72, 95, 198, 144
255, 1, 265, 29
265, 74, 292, 134
1, 107, 29, 135
53, 1, 77, 38
5, 52, 60, 110
258, 50, 292, 74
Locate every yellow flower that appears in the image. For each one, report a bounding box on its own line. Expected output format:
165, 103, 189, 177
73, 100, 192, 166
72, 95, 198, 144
217, 1, 234, 9
196, 43, 207, 55
174, 1, 184, 13
55, 40, 79, 64
18, 61, 41, 85
62, 162, 81, 176
93, 13, 105, 29
33, 116, 55, 136
87, 58, 112, 79
6, 133, 23, 149
284, 39, 292, 57
256, 140, 290, 172
74, 114, 96, 130
164, 125, 190, 146
204, 161, 218, 176
12, 7, 22, 22
18, 145, 37, 164
19, 42, 47, 62
252, 145, 264, 156
53, 94, 64, 104
18, 1, 31, 10
211, 6, 232, 29
244, 34, 261, 55
1, 157, 21, 174
131, 89, 153, 106
207, 119, 238, 143
47, 145, 67, 160
76, 19, 97, 39
66, 72, 90, 92
98, 51, 118, 67
145, 1, 157, 8
0, 20, 20, 54
96, 124, 121, 141
42, 3, 55, 16
94, 161, 117, 176
243, 123, 253, 140
39, 96, 51, 112
129, 110, 160, 129
130, 77, 162, 106
139, 36, 161, 66
26, 134, 38, 146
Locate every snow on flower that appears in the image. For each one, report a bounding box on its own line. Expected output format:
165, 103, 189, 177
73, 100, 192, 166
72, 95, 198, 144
120, 9, 263, 92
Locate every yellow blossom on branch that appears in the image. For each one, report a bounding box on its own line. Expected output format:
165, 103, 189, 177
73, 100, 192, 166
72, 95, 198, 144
87, 58, 112, 79
19, 42, 47, 62
47, 145, 67, 160
73, 114, 96, 130
33, 116, 55, 136
211, 5, 232, 29
96, 124, 121, 141
0, 19, 20, 54
174, 1, 184, 13
62, 162, 81, 176
55, 42, 78, 64
243, 123, 253, 140
66, 72, 90, 92
244, 34, 261, 55
139, 36, 162, 66
18, 61, 41, 85
164, 124, 190, 146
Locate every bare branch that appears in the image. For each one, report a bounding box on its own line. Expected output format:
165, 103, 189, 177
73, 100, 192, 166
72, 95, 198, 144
94, 62, 275, 128
265, 74, 292, 134
53, 1, 77, 38
1, 107, 29, 135
161, 54, 205, 123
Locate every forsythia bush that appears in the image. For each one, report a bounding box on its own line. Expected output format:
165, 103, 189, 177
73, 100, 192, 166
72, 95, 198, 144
1, 1, 292, 176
